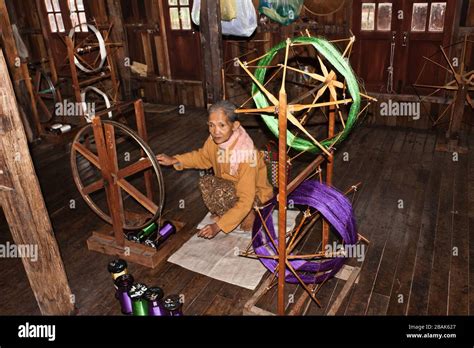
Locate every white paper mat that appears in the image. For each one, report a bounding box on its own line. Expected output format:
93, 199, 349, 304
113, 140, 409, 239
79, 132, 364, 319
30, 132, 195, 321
167, 210, 299, 290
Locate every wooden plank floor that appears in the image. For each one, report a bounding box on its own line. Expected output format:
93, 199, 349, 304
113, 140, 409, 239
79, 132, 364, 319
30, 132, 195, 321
0, 106, 472, 316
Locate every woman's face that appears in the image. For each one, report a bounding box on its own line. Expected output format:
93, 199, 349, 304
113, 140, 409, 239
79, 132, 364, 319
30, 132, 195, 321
207, 109, 239, 145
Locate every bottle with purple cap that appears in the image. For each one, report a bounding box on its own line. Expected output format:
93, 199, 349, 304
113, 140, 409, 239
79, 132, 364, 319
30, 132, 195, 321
162, 294, 183, 316
114, 273, 134, 315
143, 287, 166, 316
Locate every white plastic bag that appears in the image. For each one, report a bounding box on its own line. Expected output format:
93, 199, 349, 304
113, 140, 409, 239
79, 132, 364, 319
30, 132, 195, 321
192, 0, 257, 37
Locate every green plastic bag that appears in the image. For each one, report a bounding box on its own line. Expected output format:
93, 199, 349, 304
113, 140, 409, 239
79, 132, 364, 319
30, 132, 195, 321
258, 0, 304, 25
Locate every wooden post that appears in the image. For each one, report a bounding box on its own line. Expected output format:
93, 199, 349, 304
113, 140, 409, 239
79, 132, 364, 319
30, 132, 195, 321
322, 91, 336, 249
107, 0, 131, 99
134, 99, 154, 201
277, 39, 291, 316
65, 36, 83, 104
91, 117, 126, 247
34, 0, 58, 83
199, 0, 224, 105
0, 49, 74, 315
277, 89, 288, 316
0, 0, 42, 137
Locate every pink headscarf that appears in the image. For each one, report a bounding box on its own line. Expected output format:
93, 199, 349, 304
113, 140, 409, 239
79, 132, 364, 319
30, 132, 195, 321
218, 126, 255, 176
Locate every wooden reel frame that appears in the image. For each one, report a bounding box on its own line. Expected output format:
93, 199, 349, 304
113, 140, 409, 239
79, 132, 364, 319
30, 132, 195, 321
234, 32, 374, 314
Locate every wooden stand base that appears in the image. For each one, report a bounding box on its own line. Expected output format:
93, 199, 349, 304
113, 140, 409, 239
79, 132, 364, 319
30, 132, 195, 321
243, 266, 361, 316
435, 137, 468, 154
87, 219, 185, 268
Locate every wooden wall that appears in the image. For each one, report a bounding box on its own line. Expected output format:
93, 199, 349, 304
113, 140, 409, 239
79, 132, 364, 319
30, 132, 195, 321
2, 0, 473, 131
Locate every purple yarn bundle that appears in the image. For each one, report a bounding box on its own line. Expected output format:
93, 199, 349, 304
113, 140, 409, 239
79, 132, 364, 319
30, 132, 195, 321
252, 180, 358, 284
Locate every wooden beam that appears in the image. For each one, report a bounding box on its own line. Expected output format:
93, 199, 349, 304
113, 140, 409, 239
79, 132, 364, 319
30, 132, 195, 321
0, 0, 41, 138
107, 0, 131, 99
200, 0, 224, 105
0, 49, 74, 315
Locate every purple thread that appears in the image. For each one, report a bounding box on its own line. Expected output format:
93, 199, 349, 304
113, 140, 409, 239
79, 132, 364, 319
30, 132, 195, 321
159, 222, 175, 239
252, 180, 358, 284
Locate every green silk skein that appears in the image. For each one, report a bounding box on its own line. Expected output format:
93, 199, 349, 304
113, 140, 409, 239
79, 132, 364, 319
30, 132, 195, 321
252, 36, 361, 154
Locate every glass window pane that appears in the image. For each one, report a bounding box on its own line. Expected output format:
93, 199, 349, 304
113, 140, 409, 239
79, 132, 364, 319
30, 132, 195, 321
48, 13, 57, 32
429, 2, 446, 31
76, 0, 85, 11
168, 0, 178, 5
180, 7, 191, 30
71, 12, 80, 30
361, 3, 375, 31
52, 0, 60, 12
377, 3, 392, 31
44, 0, 53, 13
68, 0, 76, 11
180, 0, 189, 5
170, 7, 181, 29
411, 3, 428, 31
79, 12, 88, 31
56, 13, 65, 32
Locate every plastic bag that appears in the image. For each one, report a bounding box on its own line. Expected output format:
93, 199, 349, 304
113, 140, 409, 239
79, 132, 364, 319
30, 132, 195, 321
258, 0, 304, 25
192, 0, 257, 37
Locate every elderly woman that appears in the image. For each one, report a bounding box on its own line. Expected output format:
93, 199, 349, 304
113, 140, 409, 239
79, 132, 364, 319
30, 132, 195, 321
158, 100, 273, 239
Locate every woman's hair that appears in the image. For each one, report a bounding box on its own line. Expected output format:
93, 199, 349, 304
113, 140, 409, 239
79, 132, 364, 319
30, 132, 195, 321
208, 100, 238, 122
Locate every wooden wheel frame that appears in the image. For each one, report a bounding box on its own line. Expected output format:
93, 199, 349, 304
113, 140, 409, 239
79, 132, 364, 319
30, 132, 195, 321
70, 119, 164, 230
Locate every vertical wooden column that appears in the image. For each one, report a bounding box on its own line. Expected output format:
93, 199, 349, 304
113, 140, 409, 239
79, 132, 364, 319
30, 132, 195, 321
34, 0, 58, 83
200, 0, 224, 105
277, 39, 291, 316
322, 93, 336, 249
0, 0, 41, 138
92, 117, 126, 247
0, 49, 74, 315
107, 0, 131, 100
277, 89, 288, 316
65, 36, 83, 103
134, 99, 154, 201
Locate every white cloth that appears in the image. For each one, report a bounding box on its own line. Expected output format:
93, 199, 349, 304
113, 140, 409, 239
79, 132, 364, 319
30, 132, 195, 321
167, 210, 299, 290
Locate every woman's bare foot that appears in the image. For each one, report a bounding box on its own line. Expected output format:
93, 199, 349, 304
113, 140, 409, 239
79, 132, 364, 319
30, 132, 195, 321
210, 214, 220, 223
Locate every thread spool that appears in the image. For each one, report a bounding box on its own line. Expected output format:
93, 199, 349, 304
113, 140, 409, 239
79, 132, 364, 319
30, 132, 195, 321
114, 274, 134, 315
147, 221, 176, 249
143, 287, 166, 316
128, 283, 149, 316
162, 294, 183, 316
108, 259, 128, 281
127, 222, 158, 243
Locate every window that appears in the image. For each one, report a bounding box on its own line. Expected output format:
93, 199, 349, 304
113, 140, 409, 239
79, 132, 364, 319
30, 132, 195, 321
377, 3, 392, 31
411, 3, 428, 32
169, 0, 191, 30
68, 0, 88, 32
361, 3, 375, 31
428, 2, 446, 31
44, 0, 65, 33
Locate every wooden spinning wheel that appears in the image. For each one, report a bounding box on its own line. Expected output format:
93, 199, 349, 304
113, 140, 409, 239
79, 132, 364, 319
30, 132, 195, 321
234, 33, 374, 314
70, 118, 164, 231
68, 23, 108, 74
236, 34, 374, 157
413, 34, 474, 149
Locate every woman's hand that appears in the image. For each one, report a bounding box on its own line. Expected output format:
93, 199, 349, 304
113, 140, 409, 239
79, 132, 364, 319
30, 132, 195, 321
197, 223, 221, 239
157, 154, 178, 166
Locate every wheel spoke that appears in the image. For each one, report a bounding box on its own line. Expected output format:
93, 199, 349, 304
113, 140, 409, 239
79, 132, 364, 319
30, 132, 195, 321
117, 178, 158, 214
73, 142, 101, 169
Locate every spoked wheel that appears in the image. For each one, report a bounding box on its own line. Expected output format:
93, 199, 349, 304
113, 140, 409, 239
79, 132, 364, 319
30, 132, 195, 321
236, 36, 373, 157
68, 23, 108, 73
70, 120, 164, 230
33, 69, 60, 123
